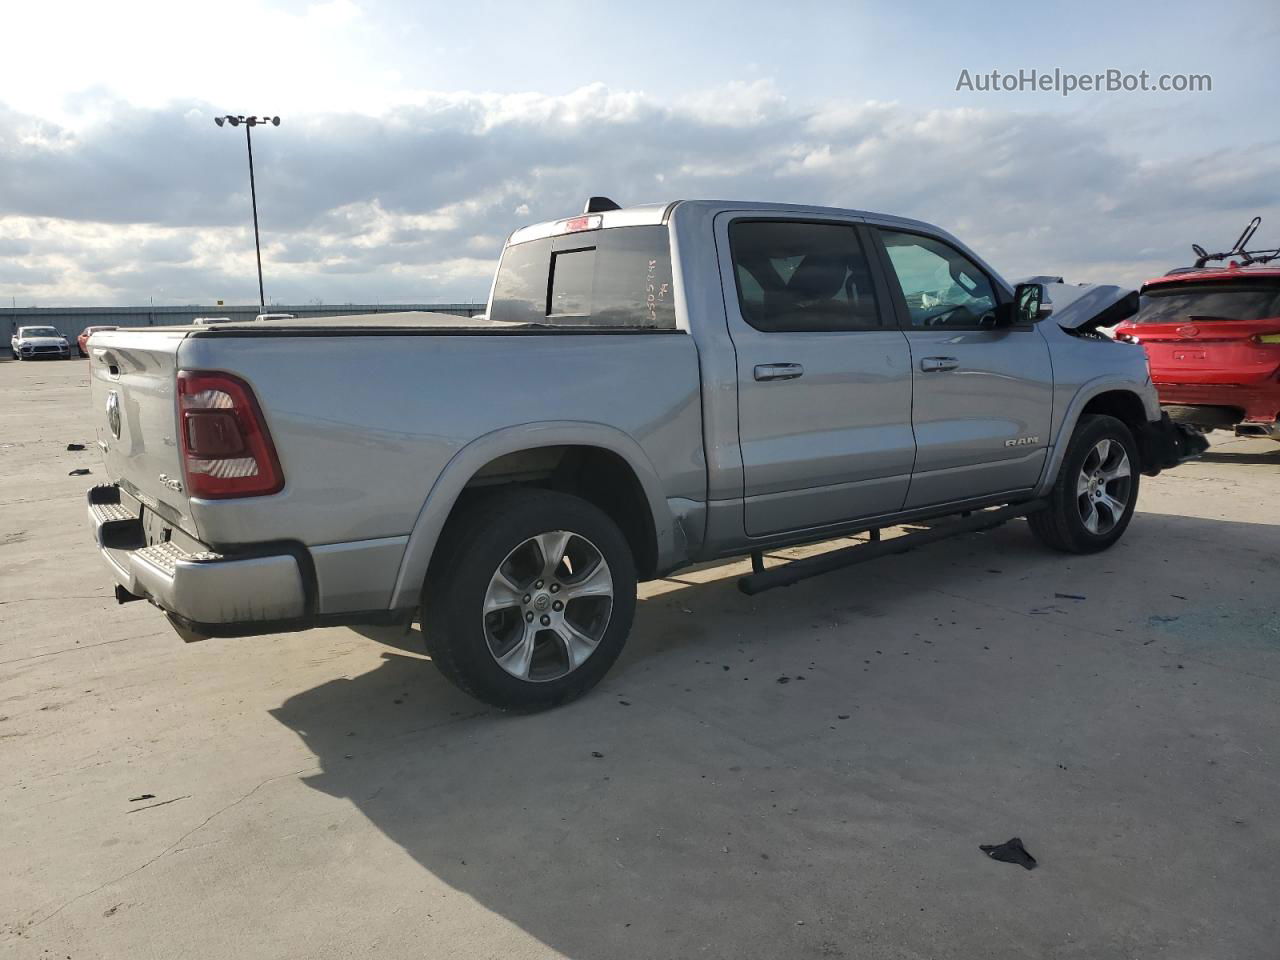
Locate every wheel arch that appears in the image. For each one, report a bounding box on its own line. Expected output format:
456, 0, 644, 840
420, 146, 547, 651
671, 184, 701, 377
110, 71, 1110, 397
1036, 380, 1158, 495
389, 423, 680, 609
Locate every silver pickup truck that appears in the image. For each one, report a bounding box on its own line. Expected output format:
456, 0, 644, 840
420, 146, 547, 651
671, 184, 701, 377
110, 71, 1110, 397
85, 199, 1205, 708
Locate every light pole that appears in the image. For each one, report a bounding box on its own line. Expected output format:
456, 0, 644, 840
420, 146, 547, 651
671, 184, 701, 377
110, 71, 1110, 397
214, 115, 280, 309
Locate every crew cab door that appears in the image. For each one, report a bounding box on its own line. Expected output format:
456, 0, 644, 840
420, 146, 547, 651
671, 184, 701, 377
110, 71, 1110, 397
869, 226, 1053, 508
717, 215, 916, 536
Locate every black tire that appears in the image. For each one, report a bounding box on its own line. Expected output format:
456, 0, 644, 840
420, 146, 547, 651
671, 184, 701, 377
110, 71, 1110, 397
1028, 414, 1139, 554
422, 488, 637, 710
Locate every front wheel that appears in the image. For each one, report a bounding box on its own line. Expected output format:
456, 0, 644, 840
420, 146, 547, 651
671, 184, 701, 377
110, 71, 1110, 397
1028, 414, 1139, 553
422, 488, 637, 710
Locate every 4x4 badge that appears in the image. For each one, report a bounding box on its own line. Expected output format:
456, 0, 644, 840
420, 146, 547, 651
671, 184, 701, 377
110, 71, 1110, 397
106, 390, 121, 440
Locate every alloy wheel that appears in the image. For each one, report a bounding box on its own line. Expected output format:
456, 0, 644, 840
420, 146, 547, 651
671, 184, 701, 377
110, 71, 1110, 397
1075, 438, 1132, 535
481, 530, 614, 682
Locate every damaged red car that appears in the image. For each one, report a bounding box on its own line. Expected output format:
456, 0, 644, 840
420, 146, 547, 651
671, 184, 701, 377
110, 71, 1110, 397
1116, 219, 1280, 441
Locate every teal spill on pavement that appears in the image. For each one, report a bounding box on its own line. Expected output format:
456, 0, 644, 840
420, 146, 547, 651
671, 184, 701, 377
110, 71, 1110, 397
1147, 605, 1280, 651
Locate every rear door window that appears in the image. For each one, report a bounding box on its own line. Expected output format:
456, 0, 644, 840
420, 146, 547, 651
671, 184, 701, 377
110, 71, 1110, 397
490, 225, 675, 328
727, 220, 883, 332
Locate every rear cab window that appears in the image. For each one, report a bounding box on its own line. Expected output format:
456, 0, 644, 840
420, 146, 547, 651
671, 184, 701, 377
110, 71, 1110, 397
490, 225, 675, 329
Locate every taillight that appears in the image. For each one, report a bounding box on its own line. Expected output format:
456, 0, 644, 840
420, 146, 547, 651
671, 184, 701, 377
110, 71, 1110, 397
177, 370, 284, 499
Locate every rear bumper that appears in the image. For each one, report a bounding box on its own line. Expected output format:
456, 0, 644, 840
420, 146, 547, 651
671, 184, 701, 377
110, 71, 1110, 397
1153, 380, 1280, 424
87, 484, 306, 627
1136, 413, 1210, 475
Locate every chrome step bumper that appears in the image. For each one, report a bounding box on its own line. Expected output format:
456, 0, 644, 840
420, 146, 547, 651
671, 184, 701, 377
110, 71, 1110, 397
87, 484, 306, 625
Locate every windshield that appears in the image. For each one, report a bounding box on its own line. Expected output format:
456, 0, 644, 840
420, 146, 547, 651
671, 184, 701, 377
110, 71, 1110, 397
1136, 284, 1280, 323
489, 225, 675, 328
22, 327, 60, 338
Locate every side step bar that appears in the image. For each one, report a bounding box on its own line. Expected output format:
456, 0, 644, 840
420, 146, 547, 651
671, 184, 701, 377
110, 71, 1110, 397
738, 499, 1048, 596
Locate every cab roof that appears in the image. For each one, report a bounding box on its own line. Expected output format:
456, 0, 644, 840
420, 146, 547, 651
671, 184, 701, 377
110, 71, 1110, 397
505, 199, 944, 247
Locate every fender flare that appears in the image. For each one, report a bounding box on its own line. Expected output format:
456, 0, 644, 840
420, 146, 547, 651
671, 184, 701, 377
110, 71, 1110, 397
1035, 377, 1159, 496
387, 421, 678, 609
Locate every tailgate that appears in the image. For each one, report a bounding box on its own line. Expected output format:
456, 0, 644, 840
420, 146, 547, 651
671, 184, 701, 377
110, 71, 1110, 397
89, 328, 199, 536
1128, 319, 1280, 385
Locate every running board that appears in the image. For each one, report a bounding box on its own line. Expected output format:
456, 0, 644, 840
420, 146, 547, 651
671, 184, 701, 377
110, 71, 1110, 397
737, 500, 1048, 596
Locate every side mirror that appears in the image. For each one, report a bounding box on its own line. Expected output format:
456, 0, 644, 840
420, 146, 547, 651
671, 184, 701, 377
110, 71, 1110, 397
1013, 282, 1050, 323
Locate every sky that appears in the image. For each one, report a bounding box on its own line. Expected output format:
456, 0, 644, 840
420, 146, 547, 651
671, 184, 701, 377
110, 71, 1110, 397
1, 0, 1277, 306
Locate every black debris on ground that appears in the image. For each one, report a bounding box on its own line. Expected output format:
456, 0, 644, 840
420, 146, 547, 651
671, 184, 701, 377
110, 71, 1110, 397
128, 794, 155, 802
1055, 593, 1087, 600
776, 677, 790, 685
66, 442, 86, 451
68, 468, 91, 476
979, 837, 1038, 870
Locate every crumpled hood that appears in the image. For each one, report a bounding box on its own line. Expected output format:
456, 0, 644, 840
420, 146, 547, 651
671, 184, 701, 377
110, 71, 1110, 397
1018, 280, 1141, 333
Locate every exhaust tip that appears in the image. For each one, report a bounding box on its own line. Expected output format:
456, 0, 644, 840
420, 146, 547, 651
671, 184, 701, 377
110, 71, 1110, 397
1235, 422, 1280, 439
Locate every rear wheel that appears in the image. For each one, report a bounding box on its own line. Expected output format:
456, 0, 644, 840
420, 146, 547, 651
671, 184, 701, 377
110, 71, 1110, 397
1028, 414, 1139, 553
422, 488, 637, 710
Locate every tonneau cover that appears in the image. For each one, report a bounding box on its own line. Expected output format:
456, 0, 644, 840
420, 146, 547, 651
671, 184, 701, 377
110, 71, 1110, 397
185, 311, 510, 333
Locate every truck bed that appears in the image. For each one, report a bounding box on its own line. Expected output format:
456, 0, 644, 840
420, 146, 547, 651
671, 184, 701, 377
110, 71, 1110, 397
87, 319, 705, 617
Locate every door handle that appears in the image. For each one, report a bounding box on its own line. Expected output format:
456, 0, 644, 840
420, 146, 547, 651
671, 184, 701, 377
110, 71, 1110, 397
754, 363, 804, 382
920, 356, 959, 372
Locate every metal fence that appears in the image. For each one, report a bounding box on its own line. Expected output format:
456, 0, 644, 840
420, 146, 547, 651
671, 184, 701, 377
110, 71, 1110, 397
3, 303, 485, 340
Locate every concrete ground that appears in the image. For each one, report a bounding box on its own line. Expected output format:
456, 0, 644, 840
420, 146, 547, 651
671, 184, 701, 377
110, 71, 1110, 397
2, 355, 1278, 960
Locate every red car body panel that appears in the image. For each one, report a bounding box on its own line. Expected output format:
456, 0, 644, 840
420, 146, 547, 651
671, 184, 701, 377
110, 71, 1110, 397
1115, 265, 1280, 429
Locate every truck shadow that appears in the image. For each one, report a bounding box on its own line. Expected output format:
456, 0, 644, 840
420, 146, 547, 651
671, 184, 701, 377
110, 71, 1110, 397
269, 510, 1280, 959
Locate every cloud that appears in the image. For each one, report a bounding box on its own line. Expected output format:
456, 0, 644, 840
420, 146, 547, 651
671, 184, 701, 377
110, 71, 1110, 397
1, 83, 1276, 306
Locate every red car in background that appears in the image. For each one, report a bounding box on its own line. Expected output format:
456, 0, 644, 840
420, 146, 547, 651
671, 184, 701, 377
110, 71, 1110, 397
1116, 220, 1280, 442
77, 325, 117, 357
